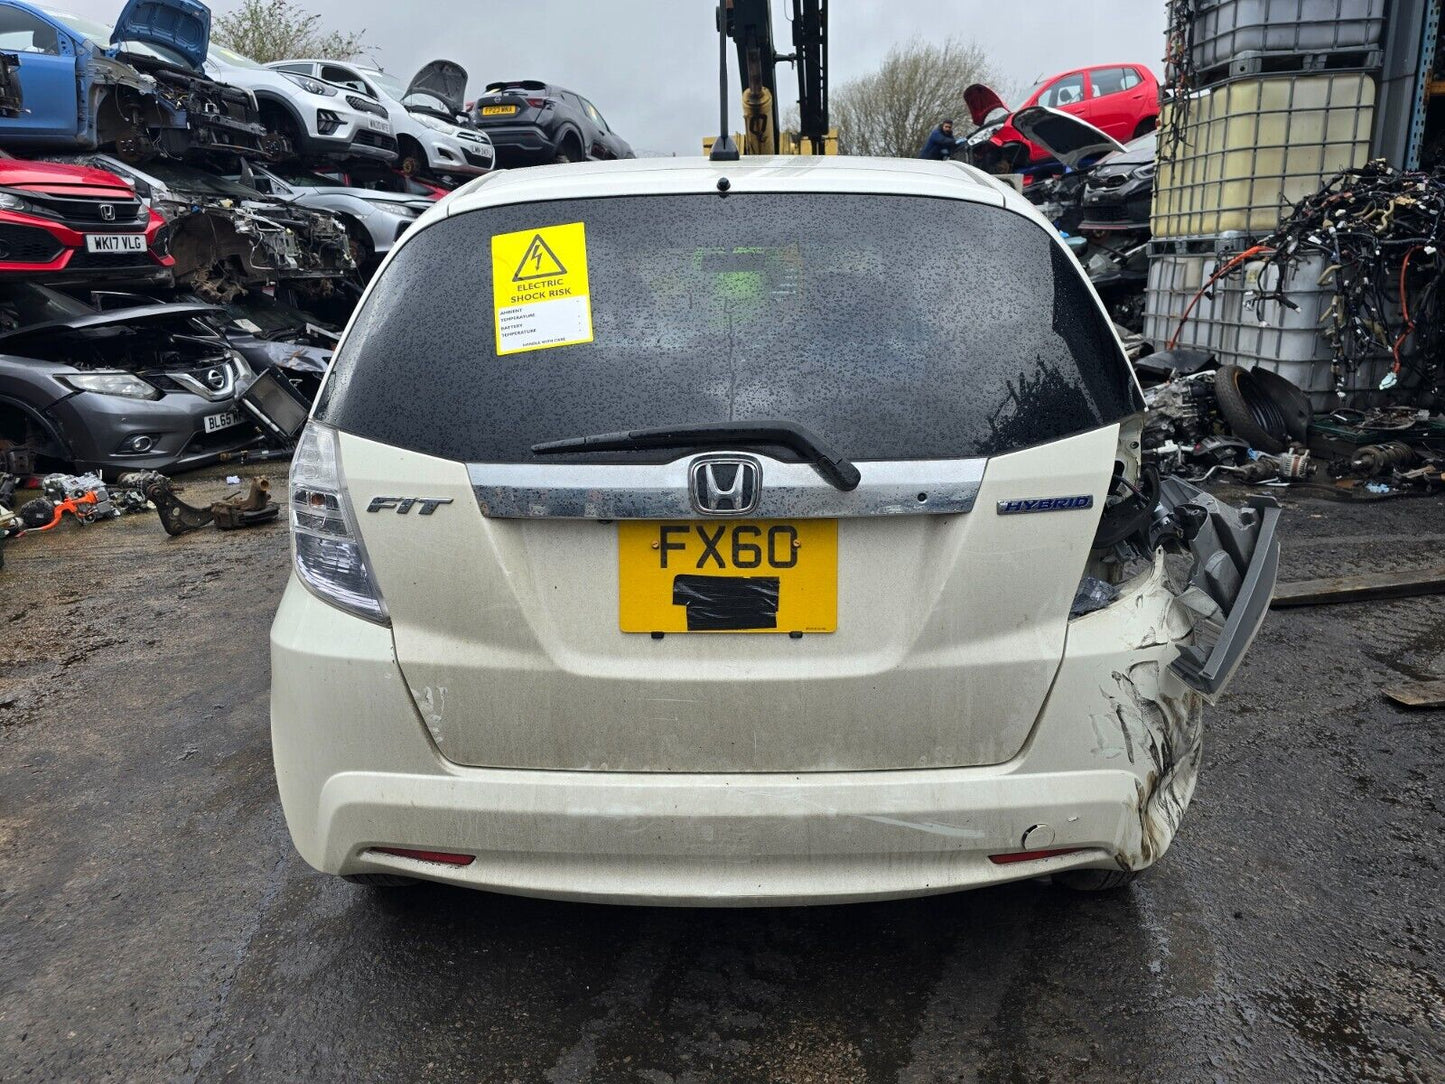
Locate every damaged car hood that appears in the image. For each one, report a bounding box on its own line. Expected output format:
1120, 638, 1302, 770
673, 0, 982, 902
0, 302, 225, 349
110, 0, 210, 72
406, 60, 468, 116
1012, 106, 1126, 168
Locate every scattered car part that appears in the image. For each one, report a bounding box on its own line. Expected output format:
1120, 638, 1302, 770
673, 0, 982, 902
1158, 477, 1281, 698
17, 472, 116, 529
1345, 441, 1416, 477
123, 469, 276, 533
238, 366, 309, 444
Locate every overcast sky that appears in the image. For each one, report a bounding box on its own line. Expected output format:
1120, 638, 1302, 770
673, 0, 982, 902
73, 0, 1167, 154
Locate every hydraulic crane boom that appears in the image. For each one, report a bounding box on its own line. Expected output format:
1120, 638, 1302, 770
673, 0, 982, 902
716, 0, 833, 156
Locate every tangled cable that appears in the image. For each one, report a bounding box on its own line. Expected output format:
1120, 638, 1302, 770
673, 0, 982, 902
1221, 161, 1445, 402
1160, 0, 1198, 161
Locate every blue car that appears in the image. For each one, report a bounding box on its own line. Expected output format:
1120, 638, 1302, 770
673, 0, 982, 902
0, 0, 272, 160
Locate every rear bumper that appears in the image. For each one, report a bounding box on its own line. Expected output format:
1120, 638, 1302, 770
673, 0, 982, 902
271, 554, 1210, 905
480, 123, 555, 162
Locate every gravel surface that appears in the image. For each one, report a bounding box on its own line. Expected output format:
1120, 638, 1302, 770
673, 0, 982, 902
1, 475, 1442, 1083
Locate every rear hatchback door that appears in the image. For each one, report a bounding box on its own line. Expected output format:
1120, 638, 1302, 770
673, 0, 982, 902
317, 186, 1141, 773
474, 80, 547, 124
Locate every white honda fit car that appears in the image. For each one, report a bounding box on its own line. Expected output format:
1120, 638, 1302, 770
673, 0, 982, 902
271, 156, 1278, 905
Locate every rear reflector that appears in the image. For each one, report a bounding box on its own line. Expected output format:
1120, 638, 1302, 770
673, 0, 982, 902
988, 847, 1086, 865
371, 847, 475, 866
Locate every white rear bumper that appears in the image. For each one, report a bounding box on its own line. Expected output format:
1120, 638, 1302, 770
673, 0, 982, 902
271, 557, 1204, 905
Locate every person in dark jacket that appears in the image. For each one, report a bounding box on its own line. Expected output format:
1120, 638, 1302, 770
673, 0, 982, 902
918, 120, 956, 160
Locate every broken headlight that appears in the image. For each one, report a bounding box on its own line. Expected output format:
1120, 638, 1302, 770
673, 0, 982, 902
62, 373, 161, 400
289, 422, 388, 624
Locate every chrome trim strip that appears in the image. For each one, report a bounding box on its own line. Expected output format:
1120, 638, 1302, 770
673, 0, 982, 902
468, 455, 986, 519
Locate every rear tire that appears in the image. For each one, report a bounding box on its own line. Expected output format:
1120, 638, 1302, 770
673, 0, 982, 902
342, 873, 419, 888
1055, 868, 1140, 892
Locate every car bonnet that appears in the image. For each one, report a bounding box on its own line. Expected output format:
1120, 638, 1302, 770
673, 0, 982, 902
1011, 106, 1126, 169
407, 60, 468, 117
109, 0, 210, 71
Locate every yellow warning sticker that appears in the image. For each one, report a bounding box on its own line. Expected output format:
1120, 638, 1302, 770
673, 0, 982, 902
491, 222, 593, 355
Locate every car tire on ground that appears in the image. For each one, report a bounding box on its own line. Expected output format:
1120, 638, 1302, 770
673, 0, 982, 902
1055, 868, 1140, 892
342, 873, 419, 888
1215, 363, 1289, 454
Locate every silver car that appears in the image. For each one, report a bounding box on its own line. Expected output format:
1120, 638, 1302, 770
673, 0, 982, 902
235, 164, 434, 266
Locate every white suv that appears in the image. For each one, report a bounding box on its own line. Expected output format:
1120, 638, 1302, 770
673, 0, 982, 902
270, 60, 495, 179
271, 156, 1278, 905
205, 43, 398, 164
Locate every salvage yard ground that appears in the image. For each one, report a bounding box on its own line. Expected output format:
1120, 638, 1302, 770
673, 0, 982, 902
0, 478, 1442, 1082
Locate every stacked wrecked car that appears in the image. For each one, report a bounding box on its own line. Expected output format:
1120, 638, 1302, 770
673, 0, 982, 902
0, 0, 502, 496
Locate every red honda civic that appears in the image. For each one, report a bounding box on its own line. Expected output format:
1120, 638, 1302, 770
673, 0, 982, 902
0, 152, 173, 284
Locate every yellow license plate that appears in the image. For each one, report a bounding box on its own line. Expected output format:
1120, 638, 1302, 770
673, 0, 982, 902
619, 520, 837, 633
481, 105, 518, 116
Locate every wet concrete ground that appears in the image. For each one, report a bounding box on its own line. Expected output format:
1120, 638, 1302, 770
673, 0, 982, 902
0, 471, 1442, 1083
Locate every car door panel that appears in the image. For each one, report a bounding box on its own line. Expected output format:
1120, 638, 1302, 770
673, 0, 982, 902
0, 8, 80, 139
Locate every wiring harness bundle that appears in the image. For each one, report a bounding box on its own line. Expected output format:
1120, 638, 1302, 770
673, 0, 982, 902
1170, 162, 1445, 404
1251, 162, 1445, 401
1161, 0, 1198, 160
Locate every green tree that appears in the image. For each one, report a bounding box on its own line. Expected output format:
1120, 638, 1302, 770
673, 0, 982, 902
213, 0, 366, 63
831, 38, 1006, 158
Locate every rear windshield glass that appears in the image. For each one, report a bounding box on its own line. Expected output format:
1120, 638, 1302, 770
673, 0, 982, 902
316, 193, 1139, 463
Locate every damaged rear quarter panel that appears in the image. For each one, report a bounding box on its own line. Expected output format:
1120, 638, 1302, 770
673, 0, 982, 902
1020, 554, 1205, 871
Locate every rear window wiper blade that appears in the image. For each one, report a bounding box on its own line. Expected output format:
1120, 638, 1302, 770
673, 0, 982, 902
532, 420, 862, 492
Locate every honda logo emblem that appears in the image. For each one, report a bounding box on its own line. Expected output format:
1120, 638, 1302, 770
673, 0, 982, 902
98, 204, 115, 222
689, 456, 761, 516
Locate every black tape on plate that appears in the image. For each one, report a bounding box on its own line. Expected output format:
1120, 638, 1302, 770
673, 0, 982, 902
672, 575, 781, 631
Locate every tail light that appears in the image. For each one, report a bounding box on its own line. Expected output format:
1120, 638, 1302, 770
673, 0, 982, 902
526, 97, 548, 108
289, 422, 389, 624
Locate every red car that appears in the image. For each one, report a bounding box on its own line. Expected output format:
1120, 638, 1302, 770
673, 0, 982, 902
965, 64, 1160, 169
0, 153, 173, 284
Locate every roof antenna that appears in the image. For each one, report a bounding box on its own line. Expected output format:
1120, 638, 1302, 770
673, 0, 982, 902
710, 2, 739, 162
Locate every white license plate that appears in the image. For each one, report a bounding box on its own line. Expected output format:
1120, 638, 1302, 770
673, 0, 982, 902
367, 118, 390, 132
85, 233, 146, 254
203, 410, 243, 434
